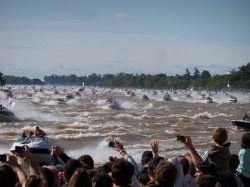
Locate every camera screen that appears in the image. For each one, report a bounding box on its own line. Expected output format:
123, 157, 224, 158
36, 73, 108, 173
15, 146, 24, 154
108, 141, 115, 148
177, 135, 185, 141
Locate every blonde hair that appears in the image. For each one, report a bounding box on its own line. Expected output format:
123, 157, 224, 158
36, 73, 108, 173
212, 128, 228, 145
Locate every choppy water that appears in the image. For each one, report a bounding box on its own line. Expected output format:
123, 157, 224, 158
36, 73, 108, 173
0, 85, 250, 164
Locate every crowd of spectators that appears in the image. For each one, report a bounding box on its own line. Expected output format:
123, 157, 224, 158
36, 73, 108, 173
0, 128, 250, 187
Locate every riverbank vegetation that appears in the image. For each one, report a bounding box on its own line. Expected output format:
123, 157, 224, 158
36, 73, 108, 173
1, 62, 250, 90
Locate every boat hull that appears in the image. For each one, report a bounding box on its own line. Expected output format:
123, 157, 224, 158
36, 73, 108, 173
231, 120, 250, 131
0, 109, 19, 122
10, 137, 63, 165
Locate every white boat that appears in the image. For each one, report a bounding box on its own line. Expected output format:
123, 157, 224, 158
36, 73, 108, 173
10, 136, 63, 165
228, 95, 237, 103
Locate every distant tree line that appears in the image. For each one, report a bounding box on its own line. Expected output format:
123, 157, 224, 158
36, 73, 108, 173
1, 62, 250, 90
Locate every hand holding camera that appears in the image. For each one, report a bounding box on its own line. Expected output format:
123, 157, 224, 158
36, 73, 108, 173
177, 135, 186, 142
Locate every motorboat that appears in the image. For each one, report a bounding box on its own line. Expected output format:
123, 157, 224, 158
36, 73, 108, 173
228, 95, 237, 103
205, 96, 213, 103
163, 92, 172, 101
231, 120, 250, 131
66, 94, 74, 100
105, 97, 120, 110
10, 136, 64, 165
142, 94, 149, 100
130, 92, 135, 96
0, 105, 19, 122
57, 97, 66, 104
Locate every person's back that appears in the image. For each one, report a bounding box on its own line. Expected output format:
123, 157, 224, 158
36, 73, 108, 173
236, 132, 250, 187
208, 128, 237, 187
208, 128, 231, 177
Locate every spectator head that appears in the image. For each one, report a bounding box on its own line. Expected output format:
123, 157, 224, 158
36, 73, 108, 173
92, 173, 113, 187
78, 154, 94, 170
197, 174, 218, 187
212, 128, 228, 145
241, 132, 250, 149
154, 160, 178, 186
42, 167, 55, 187
25, 175, 44, 187
0, 164, 18, 187
111, 158, 134, 186
147, 156, 164, 178
195, 163, 217, 182
141, 151, 153, 165
63, 159, 82, 182
229, 154, 239, 173
68, 168, 92, 187
101, 161, 113, 174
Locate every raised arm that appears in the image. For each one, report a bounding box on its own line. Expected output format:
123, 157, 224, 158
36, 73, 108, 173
22, 145, 48, 187
181, 135, 203, 166
6, 153, 27, 186
151, 139, 159, 157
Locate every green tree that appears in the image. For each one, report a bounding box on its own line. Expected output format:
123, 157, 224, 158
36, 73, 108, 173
0, 72, 6, 86
193, 67, 200, 79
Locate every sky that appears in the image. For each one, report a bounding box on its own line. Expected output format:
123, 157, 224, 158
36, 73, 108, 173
0, 0, 250, 79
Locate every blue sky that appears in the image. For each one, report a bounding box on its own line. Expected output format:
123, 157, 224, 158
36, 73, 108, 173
0, 0, 249, 79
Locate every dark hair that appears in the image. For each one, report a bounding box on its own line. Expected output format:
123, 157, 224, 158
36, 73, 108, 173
111, 158, 134, 186
148, 156, 164, 171
92, 173, 113, 187
42, 167, 54, 187
241, 132, 250, 149
64, 159, 82, 181
196, 163, 217, 178
197, 174, 218, 187
68, 168, 92, 187
102, 161, 113, 174
25, 175, 44, 187
78, 154, 94, 170
141, 151, 153, 163
0, 165, 18, 187
155, 160, 178, 186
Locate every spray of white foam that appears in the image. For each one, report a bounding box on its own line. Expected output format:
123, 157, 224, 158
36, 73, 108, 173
12, 100, 72, 122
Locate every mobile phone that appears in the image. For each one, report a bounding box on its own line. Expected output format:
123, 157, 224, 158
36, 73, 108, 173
177, 135, 185, 142
108, 141, 115, 148
15, 146, 24, 154
0, 154, 6, 162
